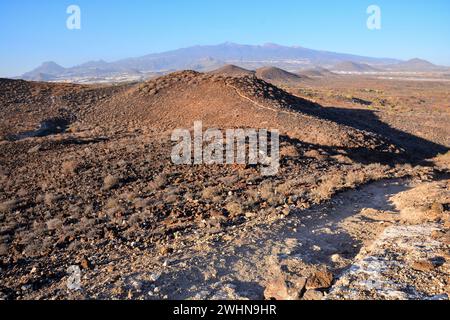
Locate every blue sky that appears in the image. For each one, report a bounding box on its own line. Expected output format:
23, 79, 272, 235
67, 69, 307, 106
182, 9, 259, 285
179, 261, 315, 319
1, 0, 449, 77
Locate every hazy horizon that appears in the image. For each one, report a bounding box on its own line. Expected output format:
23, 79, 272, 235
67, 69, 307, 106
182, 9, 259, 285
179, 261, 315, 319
1, 0, 449, 77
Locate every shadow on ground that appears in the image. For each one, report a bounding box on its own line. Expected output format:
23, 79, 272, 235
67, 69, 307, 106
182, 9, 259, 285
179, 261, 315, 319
155, 179, 414, 300
290, 99, 448, 163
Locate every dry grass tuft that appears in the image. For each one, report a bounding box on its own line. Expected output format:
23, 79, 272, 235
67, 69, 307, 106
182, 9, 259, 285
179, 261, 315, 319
0, 243, 8, 256
0, 199, 19, 213
44, 193, 62, 206
148, 174, 167, 190
103, 174, 120, 191
61, 160, 80, 175
46, 218, 63, 231
310, 174, 344, 202
202, 186, 222, 201
259, 181, 283, 205
226, 201, 243, 217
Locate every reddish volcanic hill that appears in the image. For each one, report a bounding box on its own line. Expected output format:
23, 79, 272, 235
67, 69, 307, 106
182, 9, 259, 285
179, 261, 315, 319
209, 64, 255, 77
76, 71, 394, 152
0, 72, 398, 153
0, 78, 128, 139
255, 66, 309, 85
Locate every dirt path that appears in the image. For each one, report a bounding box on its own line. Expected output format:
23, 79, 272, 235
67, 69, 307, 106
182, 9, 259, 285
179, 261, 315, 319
226, 82, 282, 114
144, 177, 448, 300
33, 177, 446, 300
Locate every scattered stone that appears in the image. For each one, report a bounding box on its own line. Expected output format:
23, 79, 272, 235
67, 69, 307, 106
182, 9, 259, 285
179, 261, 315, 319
411, 260, 436, 272
27, 145, 41, 153
331, 254, 343, 263
149, 272, 161, 282
302, 289, 324, 300
159, 246, 173, 256
306, 270, 334, 290
80, 257, 93, 270
21, 284, 32, 292
264, 277, 300, 300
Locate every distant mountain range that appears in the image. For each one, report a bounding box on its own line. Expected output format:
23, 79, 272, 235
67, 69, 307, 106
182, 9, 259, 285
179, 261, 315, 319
19, 42, 449, 82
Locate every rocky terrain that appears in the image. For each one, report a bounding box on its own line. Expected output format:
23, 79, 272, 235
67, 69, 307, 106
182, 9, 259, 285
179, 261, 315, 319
0, 70, 448, 300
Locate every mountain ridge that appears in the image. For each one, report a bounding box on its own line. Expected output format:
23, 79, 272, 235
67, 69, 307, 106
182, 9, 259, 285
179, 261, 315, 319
19, 42, 447, 81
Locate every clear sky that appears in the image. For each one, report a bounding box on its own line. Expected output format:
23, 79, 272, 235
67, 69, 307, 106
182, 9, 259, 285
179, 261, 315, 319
1, 0, 449, 77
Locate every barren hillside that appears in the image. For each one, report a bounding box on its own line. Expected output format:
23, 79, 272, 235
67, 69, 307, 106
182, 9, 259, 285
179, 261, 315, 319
0, 71, 448, 300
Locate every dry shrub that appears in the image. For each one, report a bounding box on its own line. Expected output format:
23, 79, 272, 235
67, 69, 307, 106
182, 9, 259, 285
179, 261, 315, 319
17, 188, 28, 197
61, 160, 80, 175
164, 193, 179, 204
276, 180, 295, 196
44, 193, 62, 206
364, 163, 389, 180
226, 201, 243, 217
202, 186, 222, 200
68, 240, 81, 252
23, 242, 42, 258
77, 217, 95, 231
35, 194, 45, 203
430, 202, 444, 215
344, 170, 366, 187
103, 174, 120, 191
46, 218, 63, 231
259, 181, 275, 200
332, 154, 353, 164
133, 197, 150, 209
219, 175, 239, 186
32, 221, 46, 232
121, 192, 137, 202
0, 199, 19, 213
434, 151, 450, 167
244, 188, 260, 207
129, 212, 144, 225
260, 181, 284, 206
148, 174, 167, 190
68, 204, 82, 219
105, 197, 123, 214
0, 243, 8, 256
84, 203, 94, 215
310, 174, 345, 202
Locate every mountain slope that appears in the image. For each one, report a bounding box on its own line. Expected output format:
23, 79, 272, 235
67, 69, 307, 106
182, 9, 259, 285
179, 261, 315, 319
20, 43, 401, 81
21, 62, 66, 80
255, 67, 308, 85
386, 58, 444, 72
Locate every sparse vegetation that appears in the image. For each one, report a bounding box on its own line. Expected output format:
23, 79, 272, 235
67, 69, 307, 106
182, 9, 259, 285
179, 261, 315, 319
103, 174, 120, 191
46, 218, 63, 231
61, 160, 80, 175
0, 199, 18, 213
0, 68, 448, 300
226, 201, 243, 217
0, 243, 8, 256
